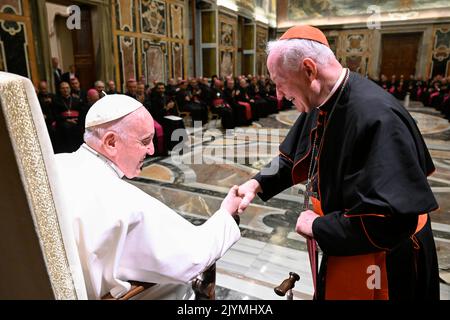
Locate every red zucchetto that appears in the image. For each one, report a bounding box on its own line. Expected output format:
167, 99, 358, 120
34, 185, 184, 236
279, 25, 330, 48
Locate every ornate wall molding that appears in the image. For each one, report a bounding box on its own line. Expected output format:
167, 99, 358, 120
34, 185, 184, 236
113, 0, 188, 88
0, 0, 38, 84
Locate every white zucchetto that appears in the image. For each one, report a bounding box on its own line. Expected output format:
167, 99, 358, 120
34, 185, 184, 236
85, 94, 143, 128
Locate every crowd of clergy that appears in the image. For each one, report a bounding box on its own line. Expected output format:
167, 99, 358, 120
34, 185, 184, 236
37, 65, 289, 156
37, 60, 450, 158
375, 73, 450, 119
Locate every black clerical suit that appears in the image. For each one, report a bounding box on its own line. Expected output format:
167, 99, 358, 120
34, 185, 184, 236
254, 71, 439, 300
53, 95, 83, 153
150, 92, 186, 151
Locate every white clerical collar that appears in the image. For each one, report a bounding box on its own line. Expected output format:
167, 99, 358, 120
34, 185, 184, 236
81, 143, 125, 178
317, 68, 348, 109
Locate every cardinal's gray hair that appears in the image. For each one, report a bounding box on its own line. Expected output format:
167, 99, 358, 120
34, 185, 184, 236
267, 39, 334, 71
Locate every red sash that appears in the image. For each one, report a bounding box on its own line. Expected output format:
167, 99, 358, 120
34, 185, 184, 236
429, 91, 440, 106
416, 87, 423, 99
277, 99, 283, 110
213, 98, 231, 108
237, 101, 252, 120
61, 110, 79, 118
311, 197, 427, 300
153, 120, 165, 154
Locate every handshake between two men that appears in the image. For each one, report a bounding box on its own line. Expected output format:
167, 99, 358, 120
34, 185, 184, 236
221, 179, 320, 239
219, 179, 262, 217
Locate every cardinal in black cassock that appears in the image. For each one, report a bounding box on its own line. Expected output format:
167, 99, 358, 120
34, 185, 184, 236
249, 25, 439, 300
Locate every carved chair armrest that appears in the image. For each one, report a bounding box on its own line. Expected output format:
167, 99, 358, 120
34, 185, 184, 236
192, 264, 216, 300
192, 216, 240, 300
101, 281, 156, 300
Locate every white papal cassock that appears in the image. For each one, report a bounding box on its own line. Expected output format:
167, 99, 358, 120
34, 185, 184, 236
55, 144, 241, 299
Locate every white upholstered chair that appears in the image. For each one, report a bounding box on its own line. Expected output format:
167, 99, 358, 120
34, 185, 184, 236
0, 72, 87, 299
0, 72, 215, 300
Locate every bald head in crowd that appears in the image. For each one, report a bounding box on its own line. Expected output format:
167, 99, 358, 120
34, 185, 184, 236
87, 88, 100, 105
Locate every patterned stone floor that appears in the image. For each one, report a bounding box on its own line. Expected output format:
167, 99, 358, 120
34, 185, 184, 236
129, 103, 450, 300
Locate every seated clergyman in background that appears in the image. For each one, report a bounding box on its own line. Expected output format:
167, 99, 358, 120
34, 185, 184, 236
55, 94, 242, 299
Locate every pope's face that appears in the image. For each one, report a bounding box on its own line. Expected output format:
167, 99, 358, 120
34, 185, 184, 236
267, 52, 313, 113
116, 108, 155, 178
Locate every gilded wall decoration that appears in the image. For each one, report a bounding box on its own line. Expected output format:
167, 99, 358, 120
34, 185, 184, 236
256, 26, 268, 75
431, 27, 450, 77
220, 51, 233, 77
256, 53, 267, 76
116, 0, 135, 32
345, 34, 366, 55
0, 0, 23, 15
141, 0, 166, 35
170, 4, 183, 39
1, 16, 22, 36
321, 30, 371, 76
327, 36, 338, 56
220, 22, 234, 47
142, 39, 167, 84
171, 42, 183, 80
0, 0, 37, 83
345, 56, 363, 73
118, 36, 137, 87
0, 21, 30, 78
113, 0, 188, 89
435, 29, 450, 50
218, 13, 236, 76
338, 32, 370, 75
256, 28, 267, 52
433, 46, 449, 62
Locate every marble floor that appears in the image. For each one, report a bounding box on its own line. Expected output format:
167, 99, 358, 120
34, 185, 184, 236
129, 102, 450, 300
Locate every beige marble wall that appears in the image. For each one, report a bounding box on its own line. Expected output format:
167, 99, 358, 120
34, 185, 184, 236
33, 1, 113, 90
113, 0, 188, 88
219, 11, 237, 77
255, 24, 268, 75
430, 25, 450, 78
324, 29, 372, 76
323, 24, 442, 80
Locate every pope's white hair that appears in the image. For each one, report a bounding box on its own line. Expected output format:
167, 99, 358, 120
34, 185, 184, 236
266, 39, 335, 71
84, 118, 126, 145
84, 107, 148, 145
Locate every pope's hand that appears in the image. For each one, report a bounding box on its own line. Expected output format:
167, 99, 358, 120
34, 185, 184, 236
295, 210, 320, 238
220, 185, 243, 216
237, 179, 262, 213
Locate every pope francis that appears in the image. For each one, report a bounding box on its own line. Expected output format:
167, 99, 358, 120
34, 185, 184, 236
55, 94, 242, 299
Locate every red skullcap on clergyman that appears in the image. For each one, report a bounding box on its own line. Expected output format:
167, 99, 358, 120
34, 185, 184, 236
279, 25, 330, 48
